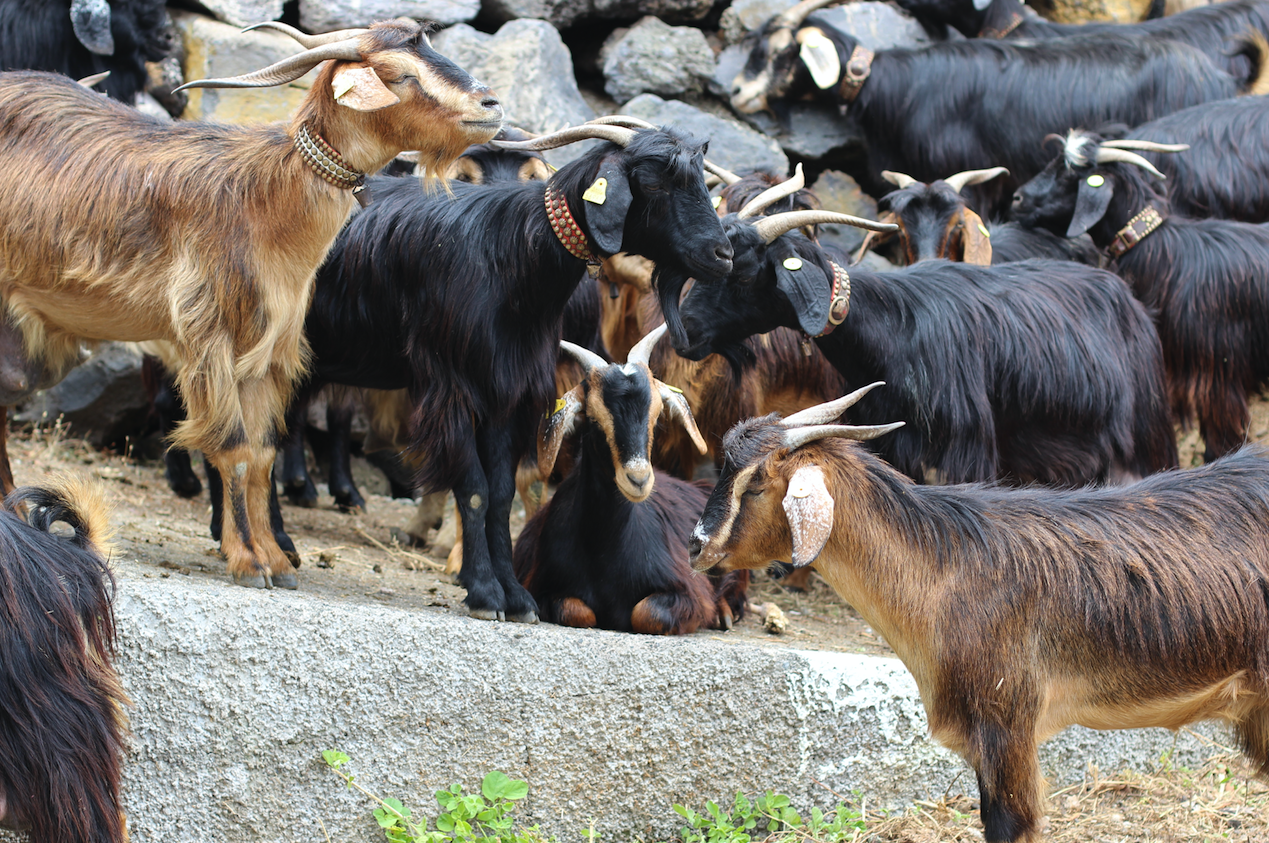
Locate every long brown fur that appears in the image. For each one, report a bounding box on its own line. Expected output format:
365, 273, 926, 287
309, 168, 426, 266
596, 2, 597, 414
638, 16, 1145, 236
0, 20, 498, 585
693, 421, 1269, 843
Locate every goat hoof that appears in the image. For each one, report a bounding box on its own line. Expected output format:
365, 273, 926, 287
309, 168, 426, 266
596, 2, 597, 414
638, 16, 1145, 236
469, 608, 505, 621
232, 571, 269, 589
508, 610, 539, 624
389, 527, 427, 549
271, 571, 298, 590
283, 549, 302, 569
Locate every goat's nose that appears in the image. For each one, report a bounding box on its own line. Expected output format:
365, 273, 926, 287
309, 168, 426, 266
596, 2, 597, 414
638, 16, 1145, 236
714, 241, 734, 268
688, 534, 702, 560
626, 465, 652, 489
481, 95, 500, 111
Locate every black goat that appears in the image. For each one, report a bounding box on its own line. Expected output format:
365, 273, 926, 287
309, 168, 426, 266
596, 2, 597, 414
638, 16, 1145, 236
513, 324, 748, 633
672, 201, 1179, 487
1107, 95, 1269, 221
731, 0, 1260, 210
894, 0, 1266, 87
0, 477, 128, 843
1013, 129, 1269, 462
274, 123, 732, 621
688, 386, 1269, 843
869, 167, 1100, 266
0, 0, 175, 106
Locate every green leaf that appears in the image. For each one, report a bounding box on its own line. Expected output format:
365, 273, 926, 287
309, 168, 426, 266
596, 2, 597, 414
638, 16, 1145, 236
374, 807, 402, 829
483, 771, 513, 800
436, 815, 455, 833
322, 749, 350, 769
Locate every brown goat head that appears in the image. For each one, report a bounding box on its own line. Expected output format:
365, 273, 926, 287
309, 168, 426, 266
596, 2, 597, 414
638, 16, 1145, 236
690, 382, 902, 573
539, 324, 705, 503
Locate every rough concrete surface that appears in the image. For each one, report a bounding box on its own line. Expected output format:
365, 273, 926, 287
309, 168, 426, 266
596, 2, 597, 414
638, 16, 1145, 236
13, 564, 1221, 843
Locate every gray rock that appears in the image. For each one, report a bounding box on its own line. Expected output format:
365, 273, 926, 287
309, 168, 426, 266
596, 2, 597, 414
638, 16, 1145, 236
433, 20, 596, 167
812, 169, 880, 254
720, 0, 930, 49
601, 17, 714, 104
16, 343, 149, 448
299, 0, 479, 31
193, 0, 284, 27
484, 0, 710, 30
621, 94, 789, 177
0, 564, 1223, 843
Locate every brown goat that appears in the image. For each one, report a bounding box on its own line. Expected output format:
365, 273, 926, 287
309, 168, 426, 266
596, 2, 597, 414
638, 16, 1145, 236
0, 20, 501, 587
690, 384, 1269, 843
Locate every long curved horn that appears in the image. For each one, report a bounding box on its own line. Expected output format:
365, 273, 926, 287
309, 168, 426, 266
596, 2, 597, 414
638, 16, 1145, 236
881, 170, 919, 189
492, 124, 636, 151
753, 210, 897, 243
627, 323, 667, 369
560, 340, 609, 374
704, 159, 743, 186
781, 381, 885, 427
76, 71, 111, 89
1094, 147, 1167, 180
174, 39, 364, 90
783, 421, 905, 450
737, 163, 805, 220
588, 115, 656, 130
1100, 139, 1190, 154
942, 166, 1009, 194
775, 0, 851, 29
243, 21, 370, 48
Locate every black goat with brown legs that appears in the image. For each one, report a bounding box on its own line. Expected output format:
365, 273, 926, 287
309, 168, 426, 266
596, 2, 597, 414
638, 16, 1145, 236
0, 476, 127, 843
1013, 130, 1269, 462
689, 385, 1269, 843
513, 324, 747, 633
267, 123, 732, 622
672, 182, 1179, 487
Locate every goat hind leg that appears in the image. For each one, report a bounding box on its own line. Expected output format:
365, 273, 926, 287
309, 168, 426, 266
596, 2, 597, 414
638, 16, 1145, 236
1237, 705, 1269, 779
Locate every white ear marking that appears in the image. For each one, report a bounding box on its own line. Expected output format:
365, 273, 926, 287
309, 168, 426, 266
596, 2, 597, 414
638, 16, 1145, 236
782, 465, 833, 567
798, 29, 841, 90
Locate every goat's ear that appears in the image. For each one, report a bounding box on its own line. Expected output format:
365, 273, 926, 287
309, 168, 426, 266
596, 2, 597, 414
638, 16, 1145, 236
797, 28, 841, 90
657, 383, 708, 454
70, 0, 114, 55
1068, 175, 1113, 238
332, 64, 401, 112
782, 465, 834, 567
538, 384, 586, 477
585, 157, 634, 256
959, 208, 992, 265
775, 257, 832, 337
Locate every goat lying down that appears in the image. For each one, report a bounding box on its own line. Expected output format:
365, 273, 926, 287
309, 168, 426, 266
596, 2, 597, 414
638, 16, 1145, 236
0, 477, 127, 843
690, 384, 1269, 843
513, 325, 747, 634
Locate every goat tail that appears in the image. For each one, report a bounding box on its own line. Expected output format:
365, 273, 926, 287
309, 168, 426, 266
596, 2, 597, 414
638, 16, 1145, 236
1235, 29, 1269, 96
7, 474, 115, 556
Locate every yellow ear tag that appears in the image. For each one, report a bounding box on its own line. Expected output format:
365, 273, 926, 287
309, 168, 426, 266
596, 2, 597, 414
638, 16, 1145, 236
783, 257, 803, 271
333, 76, 356, 100
553, 398, 566, 415
583, 177, 608, 204
667, 385, 684, 394
711, 195, 722, 209
788, 478, 812, 498
1087, 174, 1105, 188
978, 223, 990, 238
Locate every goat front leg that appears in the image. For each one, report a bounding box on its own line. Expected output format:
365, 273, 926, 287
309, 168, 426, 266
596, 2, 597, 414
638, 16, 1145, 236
960, 713, 1045, 843
478, 424, 538, 623
326, 398, 365, 513
205, 442, 296, 588
279, 398, 317, 508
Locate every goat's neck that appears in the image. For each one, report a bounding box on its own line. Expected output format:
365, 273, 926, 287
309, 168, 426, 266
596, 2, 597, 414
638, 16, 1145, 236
574, 428, 642, 520
291, 93, 394, 176
1086, 177, 1168, 250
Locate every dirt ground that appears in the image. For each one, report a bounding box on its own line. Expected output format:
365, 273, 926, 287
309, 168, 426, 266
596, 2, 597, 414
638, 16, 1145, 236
6, 418, 892, 657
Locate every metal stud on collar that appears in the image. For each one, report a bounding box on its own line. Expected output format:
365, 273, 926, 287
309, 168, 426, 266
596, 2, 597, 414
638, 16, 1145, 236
295, 123, 368, 204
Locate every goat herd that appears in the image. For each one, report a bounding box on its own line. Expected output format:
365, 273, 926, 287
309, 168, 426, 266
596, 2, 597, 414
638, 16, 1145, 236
2, 0, 1269, 841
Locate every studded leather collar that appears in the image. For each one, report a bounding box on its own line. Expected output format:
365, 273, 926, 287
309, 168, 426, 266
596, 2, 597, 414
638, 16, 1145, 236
544, 184, 597, 264
979, 10, 1024, 38
815, 261, 852, 338
838, 45, 874, 105
1106, 204, 1164, 260
295, 123, 368, 206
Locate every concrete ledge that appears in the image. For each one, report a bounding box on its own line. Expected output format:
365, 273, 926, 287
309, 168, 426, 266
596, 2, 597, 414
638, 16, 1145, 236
10, 568, 1223, 843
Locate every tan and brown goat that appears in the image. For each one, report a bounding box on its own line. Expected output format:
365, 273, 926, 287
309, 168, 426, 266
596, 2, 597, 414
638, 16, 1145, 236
690, 383, 1269, 843
0, 20, 501, 587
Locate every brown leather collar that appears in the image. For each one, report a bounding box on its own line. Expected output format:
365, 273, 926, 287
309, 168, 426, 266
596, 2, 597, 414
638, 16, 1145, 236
815, 261, 852, 337
979, 11, 1024, 38
838, 45, 874, 105
295, 123, 369, 207
545, 184, 596, 263
1106, 204, 1164, 260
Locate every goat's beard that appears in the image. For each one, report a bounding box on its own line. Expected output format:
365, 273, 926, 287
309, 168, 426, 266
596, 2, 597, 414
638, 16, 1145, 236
653, 265, 692, 350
